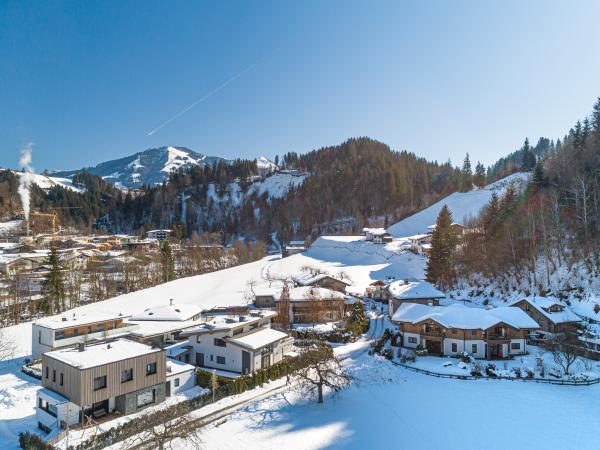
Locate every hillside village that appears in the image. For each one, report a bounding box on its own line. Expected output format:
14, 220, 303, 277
3, 167, 600, 450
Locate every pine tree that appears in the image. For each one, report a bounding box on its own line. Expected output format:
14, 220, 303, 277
531, 160, 547, 190
474, 162, 486, 188
521, 138, 536, 170
592, 97, 600, 136
425, 205, 456, 290
346, 300, 369, 335
43, 246, 65, 314
161, 241, 176, 282
461, 153, 473, 191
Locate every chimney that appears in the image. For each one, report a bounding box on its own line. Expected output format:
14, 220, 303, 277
78, 342, 85, 352
61, 317, 67, 322
170, 298, 174, 306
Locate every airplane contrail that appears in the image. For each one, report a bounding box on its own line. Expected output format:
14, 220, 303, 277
147, 56, 267, 136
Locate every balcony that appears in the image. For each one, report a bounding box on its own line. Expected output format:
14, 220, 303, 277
53, 323, 140, 346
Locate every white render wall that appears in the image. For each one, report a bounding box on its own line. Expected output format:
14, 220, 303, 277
443, 338, 486, 358
402, 332, 421, 348
167, 369, 196, 395
190, 330, 244, 373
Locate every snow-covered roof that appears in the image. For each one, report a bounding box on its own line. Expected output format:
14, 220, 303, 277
288, 240, 305, 246
512, 297, 580, 325
227, 327, 289, 350
126, 319, 204, 337
165, 341, 192, 358
363, 227, 388, 236
181, 310, 277, 335
392, 303, 539, 330
129, 303, 204, 321
166, 359, 195, 376
387, 279, 445, 300
37, 387, 69, 405
34, 311, 129, 330
293, 273, 350, 286
45, 339, 162, 369
280, 286, 347, 302
407, 234, 430, 241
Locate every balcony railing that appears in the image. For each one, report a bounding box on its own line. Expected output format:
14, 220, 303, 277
53, 323, 140, 345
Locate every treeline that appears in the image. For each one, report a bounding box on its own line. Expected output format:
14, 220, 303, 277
455, 98, 600, 295
487, 137, 553, 182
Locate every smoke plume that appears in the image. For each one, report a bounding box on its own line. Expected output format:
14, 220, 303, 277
18, 145, 34, 221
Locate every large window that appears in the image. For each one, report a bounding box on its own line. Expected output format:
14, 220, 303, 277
93, 375, 107, 391
451, 343, 458, 352
97, 323, 105, 332
136, 389, 155, 408
146, 362, 157, 376
214, 338, 226, 347
216, 356, 226, 365
407, 336, 417, 344
55, 331, 66, 340
38, 398, 57, 417
511, 342, 521, 350
121, 368, 133, 383
471, 344, 478, 354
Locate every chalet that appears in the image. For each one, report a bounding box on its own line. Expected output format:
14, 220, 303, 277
385, 279, 446, 315
426, 222, 467, 236
407, 234, 432, 255
181, 311, 293, 374
365, 280, 387, 301
292, 273, 351, 293
392, 303, 539, 359
0, 255, 32, 274
277, 287, 348, 324
32, 312, 139, 360
510, 297, 580, 336
37, 340, 166, 433
282, 240, 306, 257
363, 228, 393, 244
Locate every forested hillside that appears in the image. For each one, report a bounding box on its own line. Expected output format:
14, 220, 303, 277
454, 98, 600, 300
1, 138, 466, 243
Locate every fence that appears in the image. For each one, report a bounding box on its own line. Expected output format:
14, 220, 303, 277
390, 360, 600, 386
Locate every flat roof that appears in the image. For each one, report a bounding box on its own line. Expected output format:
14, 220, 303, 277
181, 310, 277, 335
127, 319, 204, 337
166, 359, 195, 376
34, 311, 130, 330
129, 303, 205, 322
45, 339, 162, 369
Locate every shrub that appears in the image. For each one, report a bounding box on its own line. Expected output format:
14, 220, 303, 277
398, 348, 416, 363
19, 432, 54, 450
524, 368, 534, 378
485, 363, 497, 377
471, 362, 483, 377
381, 348, 393, 360
512, 367, 522, 378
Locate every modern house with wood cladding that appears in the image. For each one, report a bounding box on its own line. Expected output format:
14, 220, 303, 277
36, 339, 166, 433
31, 312, 139, 359
510, 297, 581, 336
391, 303, 539, 359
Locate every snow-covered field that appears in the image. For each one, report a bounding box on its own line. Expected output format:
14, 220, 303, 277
387, 172, 530, 237
182, 345, 600, 450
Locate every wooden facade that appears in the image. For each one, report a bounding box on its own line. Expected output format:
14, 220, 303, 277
53, 319, 126, 340
511, 300, 578, 334
42, 349, 166, 407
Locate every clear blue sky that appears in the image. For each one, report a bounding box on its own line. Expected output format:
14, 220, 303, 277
2, 0, 600, 171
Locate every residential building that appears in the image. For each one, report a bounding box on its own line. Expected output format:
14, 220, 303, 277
510, 297, 580, 336
426, 222, 467, 236
37, 339, 166, 433
407, 234, 432, 255
181, 311, 293, 374
391, 303, 539, 359
32, 312, 139, 360
363, 228, 393, 244
165, 360, 196, 396
365, 280, 387, 301
277, 287, 348, 324
385, 279, 446, 315
292, 273, 351, 293
282, 240, 306, 257
146, 229, 172, 241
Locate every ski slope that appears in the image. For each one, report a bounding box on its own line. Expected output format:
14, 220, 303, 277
11, 171, 84, 193
387, 172, 530, 237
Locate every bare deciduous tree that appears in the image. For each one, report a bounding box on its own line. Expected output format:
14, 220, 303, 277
551, 329, 580, 375
0, 330, 16, 361
288, 344, 352, 403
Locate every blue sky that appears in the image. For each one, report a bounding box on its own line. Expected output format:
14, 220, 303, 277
2, 1, 600, 171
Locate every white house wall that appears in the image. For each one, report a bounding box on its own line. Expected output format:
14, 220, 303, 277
167, 370, 196, 395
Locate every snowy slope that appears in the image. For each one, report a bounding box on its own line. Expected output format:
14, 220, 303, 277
387, 172, 530, 237
256, 156, 278, 175
247, 171, 308, 199
11, 171, 84, 193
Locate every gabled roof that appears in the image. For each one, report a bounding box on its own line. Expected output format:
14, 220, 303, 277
511, 297, 581, 325
293, 273, 351, 287
387, 279, 445, 300
392, 303, 539, 330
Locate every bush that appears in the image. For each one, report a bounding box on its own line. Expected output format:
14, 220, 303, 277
381, 348, 393, 360
19, 432, 54, 450
524, 368, 534, 379
345, 300, 370, 336
485, 363, 497, 377
471, 362, 483, 377
398, 348, 416, 363
295, 328, 353, 344
512, 367, 522, 378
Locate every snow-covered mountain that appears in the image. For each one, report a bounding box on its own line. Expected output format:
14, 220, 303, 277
256, 156, 278, 175
11, 171, 84, 192
52, 146, 229, 189
387, 172, 530, 237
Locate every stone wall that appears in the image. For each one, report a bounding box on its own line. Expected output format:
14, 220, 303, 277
115, 382, 166, 415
